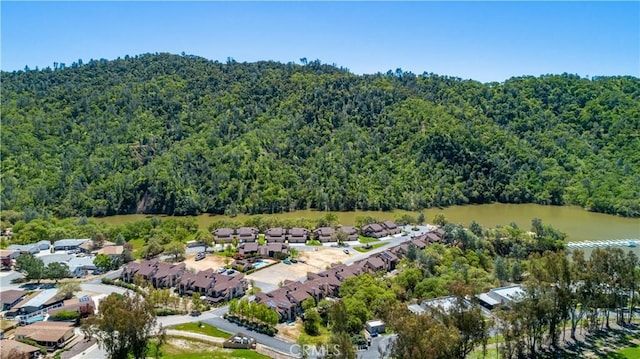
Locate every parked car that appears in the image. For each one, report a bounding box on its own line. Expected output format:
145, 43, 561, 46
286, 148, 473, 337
217, 268, 227, 274
226, 269, 235, 275
343, 249, 350, 254
195, 252, 206, 261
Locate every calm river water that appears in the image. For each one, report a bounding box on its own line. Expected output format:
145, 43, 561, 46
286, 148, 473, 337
95, 203, 638, 242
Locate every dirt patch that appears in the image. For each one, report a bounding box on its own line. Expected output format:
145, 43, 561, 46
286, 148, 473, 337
246, 248, 353, 286
164, 337, 220, 354
246, 262, 311, 285
297, 247, 351, 270
183, 252, 229, 272
277, 319, 303, 342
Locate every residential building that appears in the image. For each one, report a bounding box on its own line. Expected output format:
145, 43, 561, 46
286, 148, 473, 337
237, 227, 259, 243
337, 226, 358, 241
255, 261, 366, 322
213, 228, 234, 243
0, 339, 40, 359
287, 228, 310, 243
178, 269, 216, 296
151, 262, 186, 288
7, 243, 41, 255
0, 290, 27, 311
49, 296, 95, 317
381, 221, 401, 235
78, 239, 116, 254
424, 232, 443, 244
15, 321, 75, 351
94, 245, 124, 260
379, 251, 399, 271
121, 259, 158, 283
419, 296, 460, 314
0, 249, 19, 270
477, 285, 525, 310
365, 320, 385, 335
210, 275, 247, 304
14, 289, 60, 315
265, 228, 286, 243
259, 243, 289, 258
362, 256, 385, 272
52, 239, 89, 251
120, 259, 185, 288
313, 227, 335, 242
238, 242, 259, 256
66, 256, 98, 277
177, 270, 247, 303
361, 223, 387, 238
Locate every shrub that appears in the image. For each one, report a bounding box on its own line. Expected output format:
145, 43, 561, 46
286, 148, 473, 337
155, 308, 184, 316
50, 310, 79, 321
16, 338, 47, 354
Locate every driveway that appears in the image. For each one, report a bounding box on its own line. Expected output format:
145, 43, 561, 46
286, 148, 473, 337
0, 270, 23, 290
155, 306, 298, 357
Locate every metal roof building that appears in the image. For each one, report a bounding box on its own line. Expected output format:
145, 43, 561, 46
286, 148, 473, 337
52, 239, 89, 250
16, 289, 58, 313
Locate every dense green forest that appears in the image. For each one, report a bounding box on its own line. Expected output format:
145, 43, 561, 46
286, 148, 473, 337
2, 53, 639, 217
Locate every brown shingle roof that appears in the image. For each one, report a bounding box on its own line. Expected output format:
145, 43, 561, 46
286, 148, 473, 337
314, 227, 335, 236
136, 259, 159, 277
288, 228, 309, 236
240, 242, 259, 252
412, 238, 428, 248
98, 245, 124, 256
265, 228, 285, 236
214, 228, 233, 236
15, 322, 74, 343
366, 256, 386, 270
338, 226, 357, 235
267, 243, 288, 253
192, 270, 216, 289
237, 227, 258, 236
425, 232, 441, 243
0, 289, 26, 305
382, 221, 398, 230
0, 339, 40, 358
363, 223, 384, 232
154, 262, 185, 279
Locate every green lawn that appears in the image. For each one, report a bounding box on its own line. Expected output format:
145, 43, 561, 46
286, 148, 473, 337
468, 347, 498, 359
158, 349, 269, 359
128, 238, 145, 258
0, 319, 17, 331
358, 235, 379, 244
150, 336, 269, 359
257, 235, 266, 245
170, 322, 232, 339
297, 323, 331, 346
307, 240, 323, 246
618, 345, 640, 358
353, 242, 386, 253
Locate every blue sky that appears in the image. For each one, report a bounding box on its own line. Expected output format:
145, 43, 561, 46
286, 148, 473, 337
2, 1, 638, 82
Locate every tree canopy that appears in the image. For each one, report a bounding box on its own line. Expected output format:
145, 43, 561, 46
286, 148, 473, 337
82, 292, 158, 359
2, 53, 638, 217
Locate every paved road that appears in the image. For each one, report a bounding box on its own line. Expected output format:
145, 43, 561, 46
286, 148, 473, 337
199, 307, 299, 357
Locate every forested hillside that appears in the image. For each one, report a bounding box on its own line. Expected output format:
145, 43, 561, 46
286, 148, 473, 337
2, 53, 639, 217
